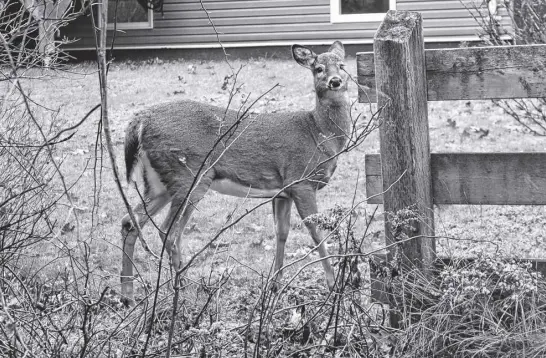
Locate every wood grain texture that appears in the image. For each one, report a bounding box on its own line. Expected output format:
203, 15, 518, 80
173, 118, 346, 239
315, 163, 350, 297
358, 44, 546, 102
374, 10, 436, 308
366, 153, 546, 205
364, 155, 383, 204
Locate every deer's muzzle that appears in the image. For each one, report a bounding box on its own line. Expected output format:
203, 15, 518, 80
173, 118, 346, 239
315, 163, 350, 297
329, 77, 342, 89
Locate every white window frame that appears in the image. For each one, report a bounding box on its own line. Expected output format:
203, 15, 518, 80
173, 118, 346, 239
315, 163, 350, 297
330, 0, 396, 23
98, 2, 154, 30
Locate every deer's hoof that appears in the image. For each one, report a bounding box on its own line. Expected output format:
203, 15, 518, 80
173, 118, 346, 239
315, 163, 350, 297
121, 215, 136, 234
121, 296, 135, 308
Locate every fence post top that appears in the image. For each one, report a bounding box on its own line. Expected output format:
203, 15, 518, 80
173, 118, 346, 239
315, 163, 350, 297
376, 11, 423, 42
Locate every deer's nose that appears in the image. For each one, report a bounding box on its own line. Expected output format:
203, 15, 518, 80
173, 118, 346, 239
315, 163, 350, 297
329, 77, 342, 89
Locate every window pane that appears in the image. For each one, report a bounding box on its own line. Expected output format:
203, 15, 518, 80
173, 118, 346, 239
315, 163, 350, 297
340, 0, 389, 14
108, 0, 148, 24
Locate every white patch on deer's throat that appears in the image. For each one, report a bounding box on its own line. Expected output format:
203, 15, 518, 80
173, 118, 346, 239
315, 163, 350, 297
210, 179, 287, 199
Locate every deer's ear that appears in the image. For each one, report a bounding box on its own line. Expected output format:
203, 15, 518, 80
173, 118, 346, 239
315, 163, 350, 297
292, 45, 316, 68
328, 41, 345, 60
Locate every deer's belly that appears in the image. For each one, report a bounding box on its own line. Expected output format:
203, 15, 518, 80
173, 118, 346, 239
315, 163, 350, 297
210, 179, 287, 199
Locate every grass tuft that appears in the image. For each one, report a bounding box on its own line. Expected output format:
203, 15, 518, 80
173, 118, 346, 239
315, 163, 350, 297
388, 253, 546, 357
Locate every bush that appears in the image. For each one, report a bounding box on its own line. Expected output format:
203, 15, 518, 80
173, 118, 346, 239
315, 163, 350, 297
1, 3, 89, 356
469, 0, 546, 136
389, 254, 546, 357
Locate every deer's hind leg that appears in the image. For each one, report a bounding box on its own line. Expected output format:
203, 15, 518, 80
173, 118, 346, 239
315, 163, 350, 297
159, 171, 214, 279
120, 185, 171, 305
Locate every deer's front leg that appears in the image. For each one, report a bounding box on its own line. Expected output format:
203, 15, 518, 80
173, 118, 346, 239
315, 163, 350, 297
292, 187, 336, 291
272, 197, 293, 289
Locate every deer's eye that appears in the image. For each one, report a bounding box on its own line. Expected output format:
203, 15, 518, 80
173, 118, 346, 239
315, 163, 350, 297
315, 66, 324, 74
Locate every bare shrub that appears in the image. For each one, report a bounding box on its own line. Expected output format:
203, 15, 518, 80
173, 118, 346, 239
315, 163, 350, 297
0, 2, 95, 356
211, 204, 393, 357
466, 0, 546, 135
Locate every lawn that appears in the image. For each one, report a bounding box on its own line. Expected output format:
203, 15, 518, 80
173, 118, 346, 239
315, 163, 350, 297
6, 52, 546, 355
30, 55, 546, 261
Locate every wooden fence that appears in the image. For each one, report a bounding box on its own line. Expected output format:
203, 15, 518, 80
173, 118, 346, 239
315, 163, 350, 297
357, 10, 546, 327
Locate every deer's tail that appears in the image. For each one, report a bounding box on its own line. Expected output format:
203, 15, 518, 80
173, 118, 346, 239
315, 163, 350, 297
124, 119, 142, 183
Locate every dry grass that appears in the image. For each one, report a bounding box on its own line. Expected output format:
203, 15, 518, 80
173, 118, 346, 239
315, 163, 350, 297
388, 254, 546, 357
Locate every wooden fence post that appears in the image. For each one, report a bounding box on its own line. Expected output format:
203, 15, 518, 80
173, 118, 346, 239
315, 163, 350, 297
374, 10, 436, 327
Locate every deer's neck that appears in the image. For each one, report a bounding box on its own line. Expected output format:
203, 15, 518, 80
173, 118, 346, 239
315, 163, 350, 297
312, 93, 351, 153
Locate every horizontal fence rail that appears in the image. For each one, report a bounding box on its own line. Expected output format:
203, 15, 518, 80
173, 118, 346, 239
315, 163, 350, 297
358, 44, 546, 102
365, 153, 546, 205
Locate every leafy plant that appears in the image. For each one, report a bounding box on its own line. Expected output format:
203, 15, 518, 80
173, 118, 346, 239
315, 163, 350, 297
394, 254, 546, 357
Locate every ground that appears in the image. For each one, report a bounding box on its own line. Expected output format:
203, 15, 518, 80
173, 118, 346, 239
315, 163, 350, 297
9, 54, 546, 355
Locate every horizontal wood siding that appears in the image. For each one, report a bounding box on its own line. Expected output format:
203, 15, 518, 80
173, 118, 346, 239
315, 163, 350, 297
62, 0, 514, 50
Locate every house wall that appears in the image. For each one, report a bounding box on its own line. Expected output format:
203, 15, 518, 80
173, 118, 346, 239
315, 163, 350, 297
62, 0, 512, 50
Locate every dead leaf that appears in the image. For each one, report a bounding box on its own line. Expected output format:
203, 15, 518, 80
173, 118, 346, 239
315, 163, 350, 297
61, 222, 75, 235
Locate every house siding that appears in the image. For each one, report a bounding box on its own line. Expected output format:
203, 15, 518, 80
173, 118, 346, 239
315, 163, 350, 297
62, 0, 512, 50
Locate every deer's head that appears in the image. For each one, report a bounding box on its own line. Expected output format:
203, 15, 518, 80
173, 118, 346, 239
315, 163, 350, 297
292, 41, 348, 102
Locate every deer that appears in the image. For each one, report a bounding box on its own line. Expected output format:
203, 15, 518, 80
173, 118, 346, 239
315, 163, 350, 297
120, 41, 351, 305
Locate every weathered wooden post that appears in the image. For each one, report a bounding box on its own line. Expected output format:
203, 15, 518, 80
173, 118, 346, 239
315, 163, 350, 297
374, 10, 436, 327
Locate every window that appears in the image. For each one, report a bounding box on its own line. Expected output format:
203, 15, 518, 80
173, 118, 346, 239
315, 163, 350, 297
106, 0, 153, 30
331, 0, 396, 23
